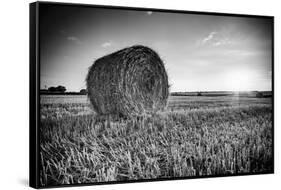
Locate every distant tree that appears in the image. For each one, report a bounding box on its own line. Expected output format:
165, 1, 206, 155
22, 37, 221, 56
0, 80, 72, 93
256, 92, 264, 98
197, 92, 202, 96
48, 85, 66, 93
48, 86, 57, 92
56, 85, 66, 93
80, 89, 87, 95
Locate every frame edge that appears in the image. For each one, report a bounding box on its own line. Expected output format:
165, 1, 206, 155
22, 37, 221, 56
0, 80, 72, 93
29, 1, 40, 189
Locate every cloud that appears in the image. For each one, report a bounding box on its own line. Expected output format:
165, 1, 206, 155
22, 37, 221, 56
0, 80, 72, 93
146, 11, 153, 15
198, 32, 233, 47
213, 38, 232, 47
101, 42, 112, 48
201, 32, 217, 44
67, 36, 82, 44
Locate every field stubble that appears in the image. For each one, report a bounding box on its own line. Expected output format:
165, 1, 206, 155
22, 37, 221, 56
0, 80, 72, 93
40, 95, 273, 186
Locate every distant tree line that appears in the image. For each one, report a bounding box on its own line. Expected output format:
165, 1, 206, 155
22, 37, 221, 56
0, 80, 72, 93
48, 85, 66, 93
170, 92, 203, 96
170, 91, 272, 98
40, 85, 87, 95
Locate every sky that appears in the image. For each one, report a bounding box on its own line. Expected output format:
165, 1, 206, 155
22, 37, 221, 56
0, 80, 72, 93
40, 4, 273, 92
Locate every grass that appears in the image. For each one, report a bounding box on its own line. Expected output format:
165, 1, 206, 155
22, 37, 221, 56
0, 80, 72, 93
39, 95, 273, 187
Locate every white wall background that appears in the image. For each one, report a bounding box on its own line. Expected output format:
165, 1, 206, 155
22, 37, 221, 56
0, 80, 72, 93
0, 0, 279, 189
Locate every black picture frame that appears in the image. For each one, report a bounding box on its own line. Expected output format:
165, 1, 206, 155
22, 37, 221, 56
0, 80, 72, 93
30, 1, 274, 189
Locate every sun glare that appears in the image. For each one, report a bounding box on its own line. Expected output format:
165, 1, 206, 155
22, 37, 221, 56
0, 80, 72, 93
225, 69, 255, 92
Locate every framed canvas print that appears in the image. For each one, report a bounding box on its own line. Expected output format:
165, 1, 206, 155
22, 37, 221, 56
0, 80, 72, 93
29, 1, 274, 188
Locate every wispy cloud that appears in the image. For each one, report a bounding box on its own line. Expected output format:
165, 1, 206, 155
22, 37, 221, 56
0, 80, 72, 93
67, 36, 82, 44
201, 32, 217, 44
213, 38, 231, 46
198, 31, 233, 47
101, 42, 112, 48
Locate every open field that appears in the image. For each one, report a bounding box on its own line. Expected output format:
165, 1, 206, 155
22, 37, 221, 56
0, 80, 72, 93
40, 94, 273, 186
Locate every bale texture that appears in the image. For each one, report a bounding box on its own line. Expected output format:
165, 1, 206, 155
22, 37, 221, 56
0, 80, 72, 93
86, 45, 169, 117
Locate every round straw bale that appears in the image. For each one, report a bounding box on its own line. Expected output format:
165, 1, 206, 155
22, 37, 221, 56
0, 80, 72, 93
86, 45, 169, 117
